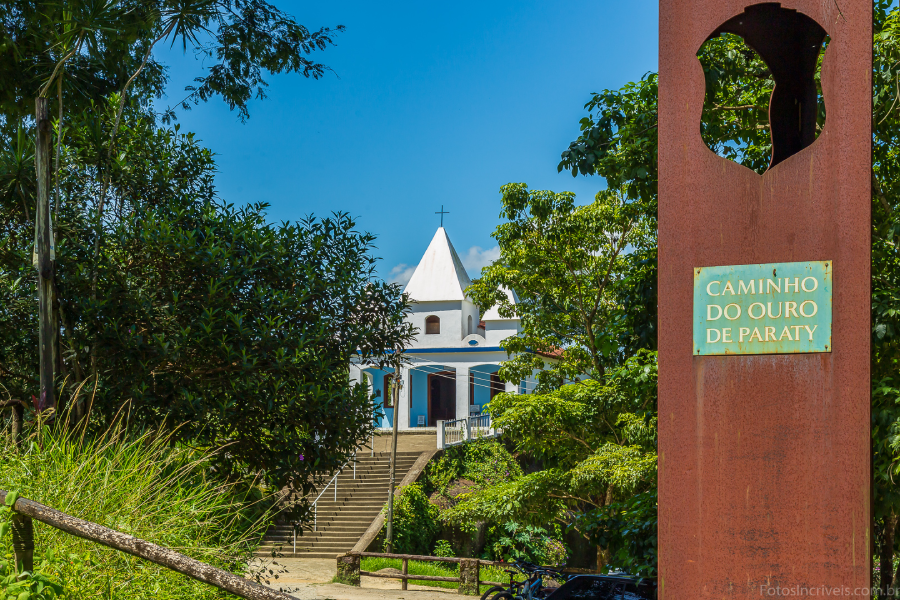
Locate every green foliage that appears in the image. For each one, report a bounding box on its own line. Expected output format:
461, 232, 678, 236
433, 540, 454, 558
426, 439, 522, 496
384, 483, 440, 556
577, 490, 657, 577
0, 99, 413, 492
558, 75, 658, 210
0, 0, 344, 130
872, 0, 900, 531
467, 184, 656, 387
488, 522, 568, 566
444, 352, 657, 535
0, 425, 270, 599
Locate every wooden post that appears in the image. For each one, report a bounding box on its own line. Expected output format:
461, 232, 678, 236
10, 514, 34, 572
11, 403, 23, 446
401, 558, 408, 590
35, 97, 54, 413
2, 400, 24, 445
385, 360, 400, 552
336, 553, 361, 586
458, 558, 478, 595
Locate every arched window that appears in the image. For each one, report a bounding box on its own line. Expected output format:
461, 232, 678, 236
467, 315, 473, 335
425, 315, 440, 334
383, 374, 394, 408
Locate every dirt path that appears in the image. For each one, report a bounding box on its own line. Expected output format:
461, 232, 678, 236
251, 557, 459, 600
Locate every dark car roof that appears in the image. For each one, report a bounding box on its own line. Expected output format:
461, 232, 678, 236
545, 574, 656, 600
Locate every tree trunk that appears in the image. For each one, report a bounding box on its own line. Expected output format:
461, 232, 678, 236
596, 546, 610, 573
594, 486, 615, 572
35, 97, 55, 413
881, 514, 899, 597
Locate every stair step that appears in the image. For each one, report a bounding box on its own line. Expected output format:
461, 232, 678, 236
260, 451, 429, 555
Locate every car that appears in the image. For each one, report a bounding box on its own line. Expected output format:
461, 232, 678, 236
542, 574, 656, 600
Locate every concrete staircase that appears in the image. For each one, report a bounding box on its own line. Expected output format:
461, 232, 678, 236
257, 451, 423, 559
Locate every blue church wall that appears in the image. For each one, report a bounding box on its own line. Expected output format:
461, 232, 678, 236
470, 364, 500, 412
363, 366, 394, 428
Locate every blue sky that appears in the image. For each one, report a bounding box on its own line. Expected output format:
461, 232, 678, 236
156, 0, 659, 284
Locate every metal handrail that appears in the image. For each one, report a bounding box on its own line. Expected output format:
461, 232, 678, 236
292, 452, 358, 553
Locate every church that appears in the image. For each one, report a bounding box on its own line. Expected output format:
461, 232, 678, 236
351, 226, 526, 430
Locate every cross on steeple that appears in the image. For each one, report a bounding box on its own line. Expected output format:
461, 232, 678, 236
435, 205, 450, 228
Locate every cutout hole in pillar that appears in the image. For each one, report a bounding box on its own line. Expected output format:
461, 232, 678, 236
698, 3, 828, 174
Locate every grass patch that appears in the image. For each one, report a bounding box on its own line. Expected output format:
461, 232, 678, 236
360, 557, 510, 593
0, 423, 273, 599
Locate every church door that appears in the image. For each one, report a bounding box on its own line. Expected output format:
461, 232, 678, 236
428, 371, 456, 426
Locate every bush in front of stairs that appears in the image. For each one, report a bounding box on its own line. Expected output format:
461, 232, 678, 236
425, 439, 522, 502
383, 483, 440, 555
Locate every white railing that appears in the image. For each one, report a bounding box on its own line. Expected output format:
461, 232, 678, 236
438, 413, 500, 448
468, 412, 493, 441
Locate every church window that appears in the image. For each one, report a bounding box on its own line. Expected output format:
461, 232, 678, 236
468, 315, 473, 335
425, 315, 440, 334
383, 374, 394, 408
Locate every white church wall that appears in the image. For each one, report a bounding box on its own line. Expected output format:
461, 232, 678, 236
408, 300, 465, 347
397, 367, 411, 431
462, 299, 480, 336
484, 320, 520, 346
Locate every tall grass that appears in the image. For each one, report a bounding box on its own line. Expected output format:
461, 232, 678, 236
0, 421, 273, 599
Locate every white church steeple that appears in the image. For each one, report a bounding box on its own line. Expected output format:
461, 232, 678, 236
403, 227, 472, 302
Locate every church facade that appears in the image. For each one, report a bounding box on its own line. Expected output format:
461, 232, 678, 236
351, 227, 525, 430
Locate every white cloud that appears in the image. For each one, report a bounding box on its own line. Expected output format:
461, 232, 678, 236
388, 263, 416, 286
461, 245, 500, 276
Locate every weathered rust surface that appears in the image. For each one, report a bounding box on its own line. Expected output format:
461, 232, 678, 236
658, 1, 871, 598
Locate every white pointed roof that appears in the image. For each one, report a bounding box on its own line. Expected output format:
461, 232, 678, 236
403, 228, 472, 302
482, 286, 519, 321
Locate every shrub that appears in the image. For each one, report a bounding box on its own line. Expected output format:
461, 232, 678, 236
426, 439, 521, 496
384, 483, 440, 555
488, 522, 569, 565
433, 540, 454, 557
0, 424, 272, 599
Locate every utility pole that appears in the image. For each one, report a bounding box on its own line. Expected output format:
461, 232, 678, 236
35, 97, 55, 413
385, 360, 401, 553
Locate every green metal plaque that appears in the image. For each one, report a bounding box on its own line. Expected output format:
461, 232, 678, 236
693, 261, 832, 355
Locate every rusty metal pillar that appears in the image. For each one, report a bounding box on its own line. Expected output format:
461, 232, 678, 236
658, 1, 872, 598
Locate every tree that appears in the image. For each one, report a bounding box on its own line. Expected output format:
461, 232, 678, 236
470, 2, 900, 580
2, 0, 348, 419
0, 0, 345, 128
442, 351, 658, 572
466, 185, 655, 390
0, 100, 414, 492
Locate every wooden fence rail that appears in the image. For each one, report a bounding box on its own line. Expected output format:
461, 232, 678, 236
0, 490, 295, 600
337, 551, 508, 594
